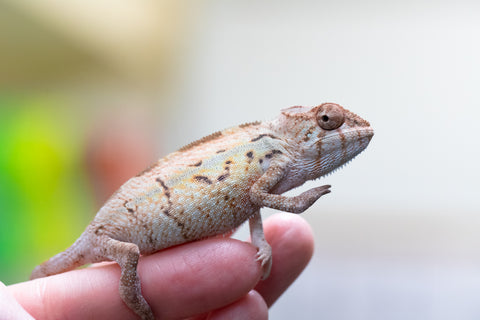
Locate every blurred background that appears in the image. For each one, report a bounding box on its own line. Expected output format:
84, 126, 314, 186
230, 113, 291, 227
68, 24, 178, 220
1, 0, 479, 319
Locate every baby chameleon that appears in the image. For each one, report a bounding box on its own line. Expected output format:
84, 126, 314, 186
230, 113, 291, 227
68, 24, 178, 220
31, 103, 374, 319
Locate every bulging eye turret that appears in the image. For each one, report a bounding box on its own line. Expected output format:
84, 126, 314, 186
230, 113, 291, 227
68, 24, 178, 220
316, 103, 345, 130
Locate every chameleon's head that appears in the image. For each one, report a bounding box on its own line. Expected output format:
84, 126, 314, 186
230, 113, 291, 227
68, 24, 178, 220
273, 103, 374, 182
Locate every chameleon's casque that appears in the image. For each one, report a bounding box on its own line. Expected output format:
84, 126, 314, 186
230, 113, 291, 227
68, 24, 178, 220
31, 103, 373, 320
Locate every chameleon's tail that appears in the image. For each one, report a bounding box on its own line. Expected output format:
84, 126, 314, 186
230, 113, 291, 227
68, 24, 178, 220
30, 233, 90, 280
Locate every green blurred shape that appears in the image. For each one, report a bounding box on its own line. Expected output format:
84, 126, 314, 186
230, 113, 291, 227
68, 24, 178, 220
0, 96, 93, 284
0, 106, 27, 281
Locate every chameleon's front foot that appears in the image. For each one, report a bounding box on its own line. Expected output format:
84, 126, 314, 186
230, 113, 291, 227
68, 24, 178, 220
292, 184, 331, 213
250, 171, 331, 213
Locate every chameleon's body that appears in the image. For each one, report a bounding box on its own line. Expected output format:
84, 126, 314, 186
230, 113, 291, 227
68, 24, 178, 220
31, 103, 373, 319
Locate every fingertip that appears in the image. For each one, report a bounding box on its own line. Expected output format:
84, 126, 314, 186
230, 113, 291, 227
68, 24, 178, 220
256, 213, 315, 306
264, 213, 315, 260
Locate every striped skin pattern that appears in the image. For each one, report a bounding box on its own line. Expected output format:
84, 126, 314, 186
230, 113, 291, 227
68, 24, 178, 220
30, 103, 373, 319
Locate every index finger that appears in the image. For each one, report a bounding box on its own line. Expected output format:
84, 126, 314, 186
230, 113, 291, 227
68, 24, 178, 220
9, 238, 262, 320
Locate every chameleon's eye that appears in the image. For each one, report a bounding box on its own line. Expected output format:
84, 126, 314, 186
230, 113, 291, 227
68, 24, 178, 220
316, 103, 345, 130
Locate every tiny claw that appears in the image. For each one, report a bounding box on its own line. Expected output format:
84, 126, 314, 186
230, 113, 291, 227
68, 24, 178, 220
255, 243, 272, 280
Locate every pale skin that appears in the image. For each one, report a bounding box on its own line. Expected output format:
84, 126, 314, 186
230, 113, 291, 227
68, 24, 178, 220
8, 214, 313, 319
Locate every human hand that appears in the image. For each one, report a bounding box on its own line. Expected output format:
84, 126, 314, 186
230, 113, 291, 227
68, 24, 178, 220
7, 213, 314, 319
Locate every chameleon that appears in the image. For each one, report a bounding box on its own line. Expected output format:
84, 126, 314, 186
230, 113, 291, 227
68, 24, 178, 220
30, 103, 373, 319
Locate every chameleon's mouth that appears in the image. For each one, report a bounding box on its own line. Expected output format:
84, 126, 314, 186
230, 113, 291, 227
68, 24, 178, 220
328, 126, 374, 140
317, 126, 374, 177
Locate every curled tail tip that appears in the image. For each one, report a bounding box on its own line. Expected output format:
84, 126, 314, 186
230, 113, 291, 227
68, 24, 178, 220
30, 235, 90, 280
30, 265, 46, 280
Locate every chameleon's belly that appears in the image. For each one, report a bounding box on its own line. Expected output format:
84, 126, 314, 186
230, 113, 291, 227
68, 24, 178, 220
133, 181, 257, 253
151, 168, 260, 251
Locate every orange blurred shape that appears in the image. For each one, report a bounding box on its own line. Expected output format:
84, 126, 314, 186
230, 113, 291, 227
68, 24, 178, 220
84, 110, 158, 206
